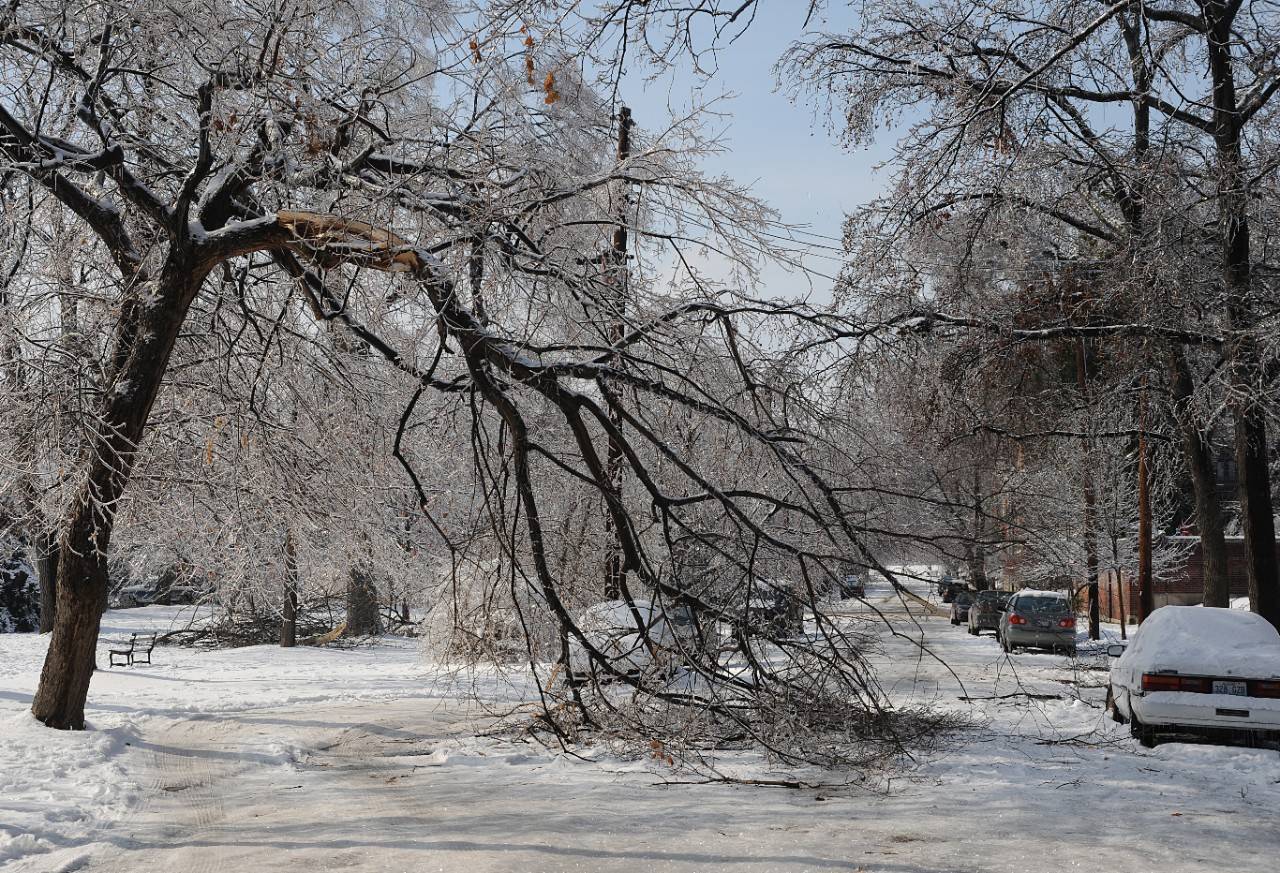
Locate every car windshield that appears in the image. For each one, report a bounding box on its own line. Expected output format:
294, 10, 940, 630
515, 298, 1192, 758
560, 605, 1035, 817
955, 592, 972, 605
1014, 595, 1069, 614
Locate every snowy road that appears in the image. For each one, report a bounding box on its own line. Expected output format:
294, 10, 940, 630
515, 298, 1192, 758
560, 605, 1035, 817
5, 586, 1280, 872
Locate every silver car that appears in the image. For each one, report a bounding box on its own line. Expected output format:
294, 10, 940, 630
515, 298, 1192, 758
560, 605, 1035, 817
998, 590, 1077, 656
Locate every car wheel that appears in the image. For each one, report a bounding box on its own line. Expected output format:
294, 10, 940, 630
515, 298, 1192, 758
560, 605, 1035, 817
1001, 636, 1010, 654
1130, 715, 1158, 748
950, 617, 959, 626
968, 625, 977, 636
1065, 647, 1077, 658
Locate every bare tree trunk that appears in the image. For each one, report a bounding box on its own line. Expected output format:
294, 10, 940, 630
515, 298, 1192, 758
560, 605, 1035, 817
34, 533, 59, 634
967, 466, 989, 590
1234, 407, 1278, 621
1083, 504, 1100, 639
1167, 348, 1230, 607
1074, 339, 1100, 639
32, 255, 208, 729
346, 565, 382, 636
31, 545, 108, 729
602, 106, 633, 600
1201, 1, 1280, 628
280, 528, 298, 648
1137, 388, 1155, 623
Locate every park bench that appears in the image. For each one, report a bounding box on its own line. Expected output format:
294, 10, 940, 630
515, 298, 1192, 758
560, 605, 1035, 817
108, 632, 157, 667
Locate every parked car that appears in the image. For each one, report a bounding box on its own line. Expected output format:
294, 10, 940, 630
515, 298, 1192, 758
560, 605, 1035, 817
837, 574, 865, 599
567, 599, 696, 684
109, 564, 209, 609
941, 580, 968, 604
1106, 606, 1280, 748
967, 590, 1011, 635
997, 589, 1077, 656
111, 580, 161, 609
732, 579, 805, 638
936, 575, 957, 597
949, 590, 974, 625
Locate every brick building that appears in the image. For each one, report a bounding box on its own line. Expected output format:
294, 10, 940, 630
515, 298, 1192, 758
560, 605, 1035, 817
1098, 536, 1267, 622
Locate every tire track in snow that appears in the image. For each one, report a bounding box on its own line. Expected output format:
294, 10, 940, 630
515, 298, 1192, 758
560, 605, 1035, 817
114, 718, 235, 873
84, 701, 475, 872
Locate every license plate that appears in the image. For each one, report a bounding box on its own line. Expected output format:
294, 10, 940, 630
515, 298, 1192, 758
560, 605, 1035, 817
1036, 620, 1051, 629
1212, 680, 1247, 696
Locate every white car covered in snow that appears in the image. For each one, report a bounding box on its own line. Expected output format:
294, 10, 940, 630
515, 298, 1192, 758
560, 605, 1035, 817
567, 599, 697, 684
1107, 606, 1280, 748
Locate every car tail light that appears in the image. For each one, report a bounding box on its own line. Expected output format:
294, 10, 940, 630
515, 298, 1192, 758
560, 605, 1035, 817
1008, 614, 1027, 625
1141, 673, 1210, 693
1057, 616, 1076, 629
1141, 674, 1182, 692
1250, 680, 1280, 699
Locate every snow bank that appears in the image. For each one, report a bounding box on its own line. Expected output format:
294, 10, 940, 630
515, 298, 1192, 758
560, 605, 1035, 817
1119, 605, 1280, 677
0, 711, 141, 867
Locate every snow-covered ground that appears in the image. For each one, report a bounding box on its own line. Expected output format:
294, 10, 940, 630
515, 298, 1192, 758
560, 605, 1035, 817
3, 583, 1278, 872
0, 606, 524, 871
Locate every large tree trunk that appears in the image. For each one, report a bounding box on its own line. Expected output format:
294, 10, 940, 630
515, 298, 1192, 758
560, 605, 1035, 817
1202, 1, 1280, 628
1235, 406, 1279, 622
1167, 348, 1230, 607
32, 253, 208, 729
31, 546, 108, 729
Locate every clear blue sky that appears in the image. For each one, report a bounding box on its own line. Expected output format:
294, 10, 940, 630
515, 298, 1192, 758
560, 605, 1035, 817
615, 4, 893, 301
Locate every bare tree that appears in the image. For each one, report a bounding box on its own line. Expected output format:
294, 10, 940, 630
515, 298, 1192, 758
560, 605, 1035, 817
2, 3, 953, 773
782, 0, 1280, 624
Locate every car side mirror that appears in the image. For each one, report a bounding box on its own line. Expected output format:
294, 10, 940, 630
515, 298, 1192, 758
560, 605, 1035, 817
1106, 644, 1125, 658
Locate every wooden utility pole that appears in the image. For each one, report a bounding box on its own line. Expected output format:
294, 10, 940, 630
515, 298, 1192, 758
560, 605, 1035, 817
602, 105, 633, 600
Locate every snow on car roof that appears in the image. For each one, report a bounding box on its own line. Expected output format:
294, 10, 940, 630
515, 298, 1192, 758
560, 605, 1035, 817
1014, 589, 1068, 598
1122, 606, 1280, 679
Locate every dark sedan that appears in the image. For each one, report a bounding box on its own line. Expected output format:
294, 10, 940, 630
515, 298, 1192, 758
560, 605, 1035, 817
967, 590, 1011, 636
949, 590, 974, 625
